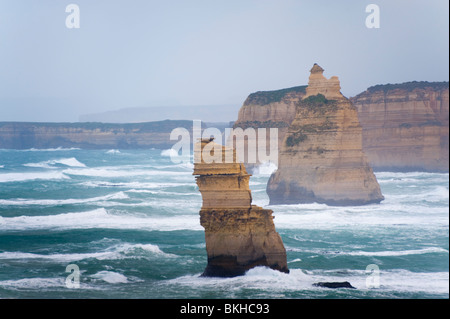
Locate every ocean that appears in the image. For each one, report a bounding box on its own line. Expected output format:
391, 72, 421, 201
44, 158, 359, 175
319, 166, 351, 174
0, 148, 448, 299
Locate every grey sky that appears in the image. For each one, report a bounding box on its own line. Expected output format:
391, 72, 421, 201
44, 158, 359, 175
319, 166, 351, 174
0, 0, 448, 122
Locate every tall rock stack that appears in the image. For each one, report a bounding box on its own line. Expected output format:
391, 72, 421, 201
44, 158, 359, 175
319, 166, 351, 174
193, 138, 289, 277
267, 64, 384, 206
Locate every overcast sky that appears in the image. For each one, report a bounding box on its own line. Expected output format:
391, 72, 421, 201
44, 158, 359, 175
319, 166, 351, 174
0, 0, 448, 122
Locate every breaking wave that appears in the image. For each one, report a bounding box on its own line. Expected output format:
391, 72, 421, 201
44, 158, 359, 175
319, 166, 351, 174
0, 208, 202, 232
0, 192, 129, 206
0, 242, 173, 262
0, 171, 70, 183
24, 157, 86, 169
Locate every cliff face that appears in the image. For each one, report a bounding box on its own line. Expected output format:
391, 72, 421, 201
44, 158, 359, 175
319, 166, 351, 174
267, 64, 384, 206
350, 82, 449, 172
193, 139, 288, 277
233, 80, 449, 173
231, 86, 306, 168
236, 85, 307, 125
0, 121, 195, 149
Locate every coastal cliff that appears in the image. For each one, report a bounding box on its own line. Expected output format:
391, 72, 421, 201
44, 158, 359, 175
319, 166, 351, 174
0, 121, 195, 150
231, 86, 306, 168
233, 79, 449, 172
267, 64, 384, 206
350, 82, 449, 172
193, 138, 288, 277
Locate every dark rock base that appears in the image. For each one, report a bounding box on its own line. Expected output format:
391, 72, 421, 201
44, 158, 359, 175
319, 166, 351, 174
201, 255, 289, 278
313, 281, 356, 289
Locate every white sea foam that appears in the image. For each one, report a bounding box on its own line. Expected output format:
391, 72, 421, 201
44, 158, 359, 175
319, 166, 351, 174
79, 181, 193, 189
63, 167, 185, 178
125, 189, 200, 197
23, 162, 54, 169
0, 191, 129, 206
374, 269, 449, 295
91, 271, 128, 284
0, 243, 174, 263
375, 171, 449, 180
289, 258, 302, 263
423, 186, 449, 201
106, 149, 121, 154
286, 247, 449, 257
172, 161, 194, 170
0, 171, 70, 183
155, 162, 194, 170
252, 162, 278, 176
344, 247, 448, 257
125, 189, 160, 194
0, 277, 103, 291
24, 157, 86, 169
166, 268, 313, 294
167, 266, 449, 296
270, 198, 449, 230
0, 277, 66, 290
24, 147, 81, 152
161, 148, 179, 157
88, 198, 201, 209
0, 165, 4, 169
53, 157, 86, 167
0, 208, 202, 232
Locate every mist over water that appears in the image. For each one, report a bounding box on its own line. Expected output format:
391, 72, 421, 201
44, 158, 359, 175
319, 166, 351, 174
0, 148, 448, 298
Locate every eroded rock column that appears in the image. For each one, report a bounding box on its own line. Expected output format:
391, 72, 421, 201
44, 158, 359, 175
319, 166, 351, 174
267, 64, 384, 206
193, 138, 289, 277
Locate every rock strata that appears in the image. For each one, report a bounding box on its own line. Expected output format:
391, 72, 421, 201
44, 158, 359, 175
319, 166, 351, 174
304, 64, 342, 99
350, 82, 449, 172
0, 120, 196, 150
193, 138, 288, 277
231, 86, 307, 170
232, 76, 448, 173
267, 64, 384, 206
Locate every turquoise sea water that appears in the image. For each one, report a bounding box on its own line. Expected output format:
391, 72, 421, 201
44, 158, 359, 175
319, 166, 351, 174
0, 148, 448, 299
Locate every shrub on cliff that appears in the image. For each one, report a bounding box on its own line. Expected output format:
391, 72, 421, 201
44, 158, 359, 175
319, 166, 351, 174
285, 132, 308, 147
366, 81, 449, 94
244, 86, 307, 106
298, 94, 338, 114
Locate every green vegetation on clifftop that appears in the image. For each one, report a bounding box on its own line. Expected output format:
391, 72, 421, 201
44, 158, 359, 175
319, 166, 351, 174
244, 85, 307, 106
297, 94, 338, 114
366, 81, 449, 94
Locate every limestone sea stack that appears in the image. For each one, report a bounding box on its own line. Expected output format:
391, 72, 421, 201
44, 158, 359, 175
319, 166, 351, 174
267, 64, 384, 206
193, 138, 289, 277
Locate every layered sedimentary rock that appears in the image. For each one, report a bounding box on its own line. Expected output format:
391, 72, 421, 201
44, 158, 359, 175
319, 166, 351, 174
350, 82, 449, 172
0, 120, 202, 150
193, 138, 288, 277
231, 86, 307, 170
233, 77, 449, 173
304, 64, 342, 99
267, 64, 384, 206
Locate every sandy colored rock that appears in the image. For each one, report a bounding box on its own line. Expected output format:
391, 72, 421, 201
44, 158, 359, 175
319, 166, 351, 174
350, 82, 449, 172
193, 139, 288, 277
232, 71, 448, 174
304, 63, 342, 99
267, 65, 384, 206
231, 86, 307, 170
